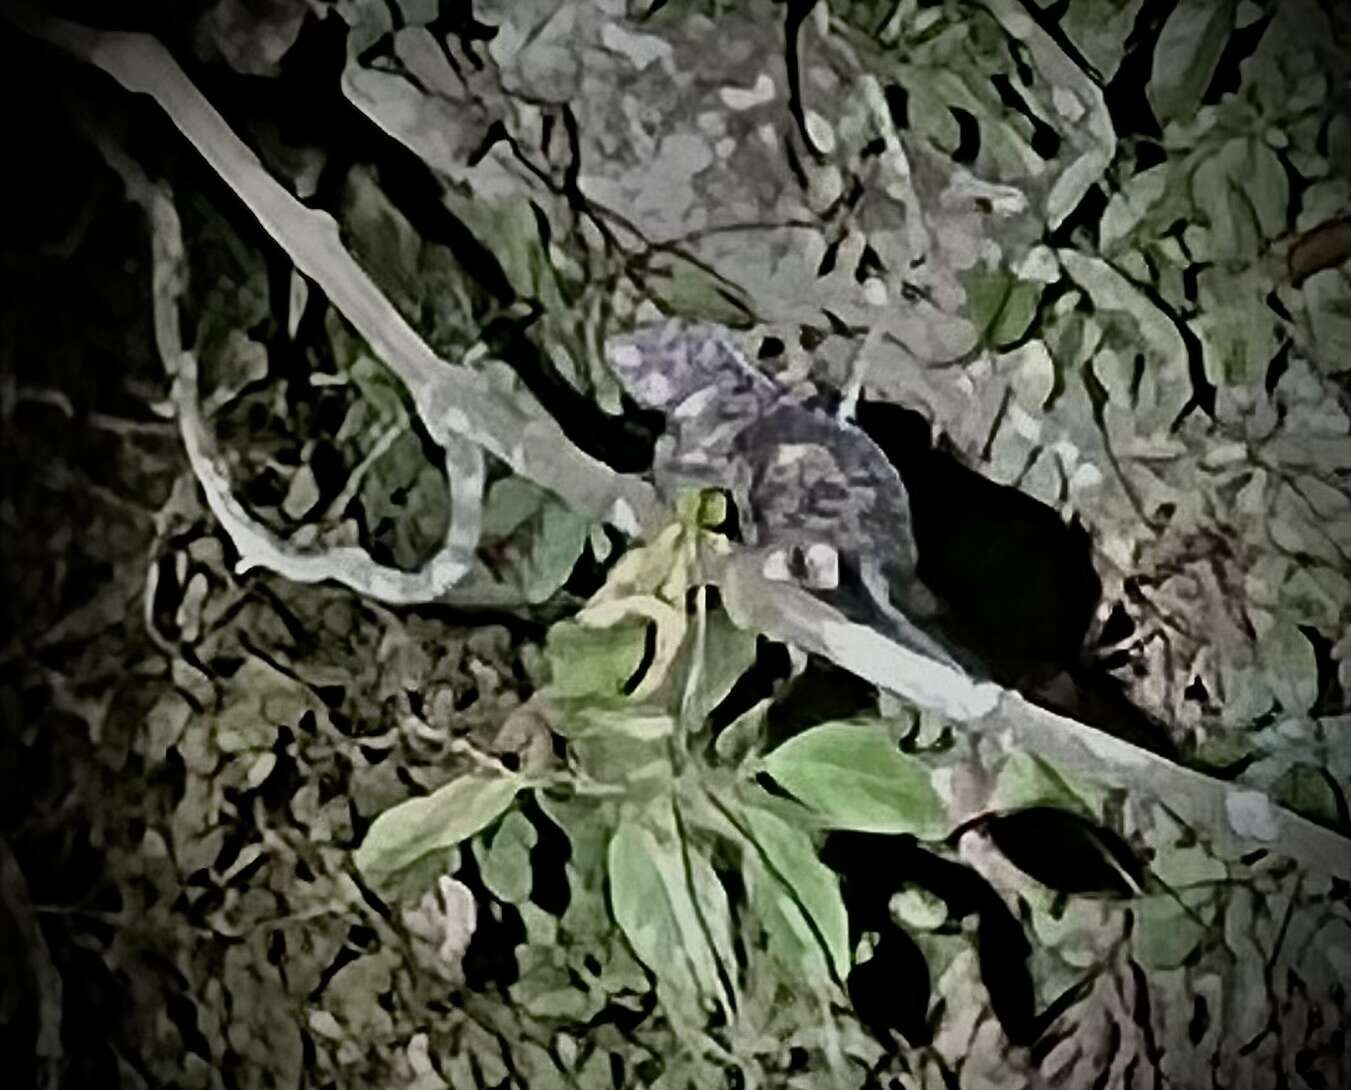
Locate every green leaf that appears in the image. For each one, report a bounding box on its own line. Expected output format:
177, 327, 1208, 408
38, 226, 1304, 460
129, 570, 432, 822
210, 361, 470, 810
662, 604, 758, 729
740, 798, 850, 982
474, 476, 591, 605
536, 793, 612, 889
1192, 733, 1257, 772
1100, 165, 1170, 249
1272, 763, 1343, 827
1134, 890, 1212, 969
1303, 269, 1351, 375
1194, 290, 1279, 384
1258, 622, 1318, 715
1059, 0, 1148, 82
355, 771, 523, 887
685, 845, 738, 1007
474, 198, 566, 309
1151, 844, 1228, 889
644, 251, 753, 327
568, 707, 675, 791
1191, 138, 1281, 261
511, 960, 605, 1022
1148, 0, 1237, 126
989, 751, 1098, 815
760, 722, 947, 838
991, 279, 1042, 348
962, 267, 1042, 349
545, 618, 649, 702
1245, 141, 1290, 241
479, 810, 537, 904
607, 816, 731, 1018
574, 595, 689, 701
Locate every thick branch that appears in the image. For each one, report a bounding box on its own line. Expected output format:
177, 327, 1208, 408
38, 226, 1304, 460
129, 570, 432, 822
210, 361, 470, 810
717, 553, 1351, 880
7, 5, 661, 541
91, 118, 486, 604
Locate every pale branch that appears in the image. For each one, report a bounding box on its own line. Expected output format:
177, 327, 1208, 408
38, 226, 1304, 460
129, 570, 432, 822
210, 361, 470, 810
14, 8, 1351, 882
7, 4, 662, 542
717, 552, 1351, 881
92, 126, 487, 605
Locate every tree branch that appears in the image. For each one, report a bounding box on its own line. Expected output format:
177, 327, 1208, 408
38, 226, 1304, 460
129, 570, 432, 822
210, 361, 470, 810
6, 4, 661, 542
716, 554, 1351, 880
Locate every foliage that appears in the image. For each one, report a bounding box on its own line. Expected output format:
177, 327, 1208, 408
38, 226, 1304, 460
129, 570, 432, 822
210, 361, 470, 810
4, 0, 1351, 1089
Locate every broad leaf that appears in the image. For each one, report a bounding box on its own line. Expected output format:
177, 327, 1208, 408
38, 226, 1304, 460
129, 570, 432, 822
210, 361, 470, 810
544, 617, 649, 702
1303, 269, 1351, 375
478, 810, 537, 905
1148, 0, 1237, 126
760, 722, 947, 838
1258, 621, 1318, 715
1134, 890, 1213, 969
663, 602, 759, 730
989, 751, 1098, 815
576, 595, 688, 700
740, 797, 850, 982
467, 475, 591, 606
568, 707, 675, 791
607, 817, 731, 1019
962, 266, 1041, 349
355, 771, 523, 887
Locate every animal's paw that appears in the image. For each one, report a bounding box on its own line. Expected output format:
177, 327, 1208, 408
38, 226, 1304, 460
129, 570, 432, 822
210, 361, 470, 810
801, 542, 840, 590
760, 542, 839, 590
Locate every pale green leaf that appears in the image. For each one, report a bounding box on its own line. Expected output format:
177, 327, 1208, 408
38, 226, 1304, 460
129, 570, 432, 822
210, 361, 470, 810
576, 596, 689, 701
685, 845, 738, 1008
760, 722, 947, 838
1303, 269, 1351, 374
545, 618, 648, 702
1151, 844, 1228, 888
1272, 763, 1343, 827
607, 818, 729, 1017
1100, 165, 1169, 249
479, 810, 537, 904
664, 605, 759, 729
569, 709, 674, 791
989, 751, 1098, 815
355, 771, 523, 887
1192, 140, 1262, 260
1059, 0, 1147, 82
1258, 622, 1318, 715
1246, 141, 1290, 241
740, 799, 850, 982
644, 250, 753, 327
1148, 0, 1237, 125
465, 475, 591, 606
1134, 890, 1212, 968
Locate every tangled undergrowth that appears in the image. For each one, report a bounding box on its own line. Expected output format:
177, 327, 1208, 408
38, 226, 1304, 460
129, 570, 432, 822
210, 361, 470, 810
3, 2, 1351, 1089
